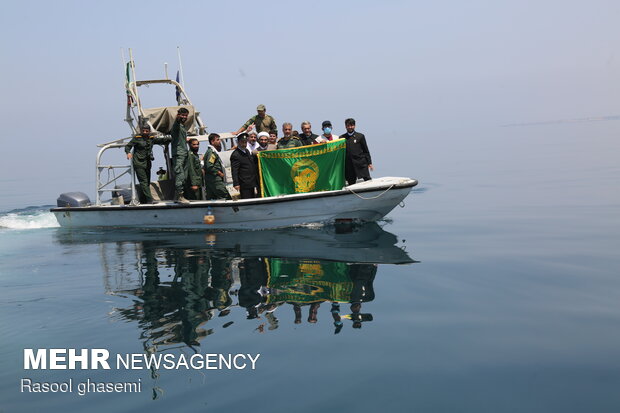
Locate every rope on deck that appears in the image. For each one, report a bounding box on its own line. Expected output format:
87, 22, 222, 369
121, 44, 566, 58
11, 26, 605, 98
346, 184, 395, 200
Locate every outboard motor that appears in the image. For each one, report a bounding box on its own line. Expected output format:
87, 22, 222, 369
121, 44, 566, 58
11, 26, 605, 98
57, 192, 91, 207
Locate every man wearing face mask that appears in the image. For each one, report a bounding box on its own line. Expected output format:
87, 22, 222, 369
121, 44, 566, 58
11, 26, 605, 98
185, 138, 204, 200
314, 120, 339, 144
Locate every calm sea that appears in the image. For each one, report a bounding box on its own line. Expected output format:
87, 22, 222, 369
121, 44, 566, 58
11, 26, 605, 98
1, 123, 619, 412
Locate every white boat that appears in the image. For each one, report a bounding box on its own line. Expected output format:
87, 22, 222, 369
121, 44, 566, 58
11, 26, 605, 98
51, 52, 417, 230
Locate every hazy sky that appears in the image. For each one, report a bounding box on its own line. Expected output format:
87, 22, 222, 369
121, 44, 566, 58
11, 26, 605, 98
1, 0, 619, 206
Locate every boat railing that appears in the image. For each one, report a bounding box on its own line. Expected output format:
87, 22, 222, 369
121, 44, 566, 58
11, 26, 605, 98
96, 142, 136, 206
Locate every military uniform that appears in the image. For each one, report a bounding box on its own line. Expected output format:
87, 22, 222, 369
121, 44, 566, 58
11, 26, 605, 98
171, 119, 189, 196
185, 151, 204, 200
241, 114, 277, 135
124, 133, 171, 203
276, 137, 303, 149
203, 147, 232, 200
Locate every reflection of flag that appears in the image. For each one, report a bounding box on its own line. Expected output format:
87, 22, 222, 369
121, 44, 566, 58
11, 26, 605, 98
257, 139, 346, 197
175, 70, 181, 104
266, 258, 353, 304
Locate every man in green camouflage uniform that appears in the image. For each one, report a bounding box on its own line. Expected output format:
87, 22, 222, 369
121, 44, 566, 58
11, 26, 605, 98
276, 122, 302, 149
203, 133, 232, 200
125, 124, 171, 204
232, 104, 277, 135
171, 108, 191, 203
185, 138, 204, 200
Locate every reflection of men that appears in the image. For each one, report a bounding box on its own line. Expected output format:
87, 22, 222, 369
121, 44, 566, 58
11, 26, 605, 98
344, 118, 373, 185
348, 263, 377, 329
232, 104, 277, 135
185, 138, 204, 200
314, 120, 339, 144
238, 258, 268, 319
203, 133, 232, 200
276, 123, 302, 149
171, 108, 191, 203
204, 255, 234, 315
230, 134, 259, 199
299, 121, 318, 146
125, 124, 170, 204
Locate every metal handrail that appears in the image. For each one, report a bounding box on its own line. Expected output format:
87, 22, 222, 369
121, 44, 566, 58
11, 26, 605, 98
96, 143, 136, 205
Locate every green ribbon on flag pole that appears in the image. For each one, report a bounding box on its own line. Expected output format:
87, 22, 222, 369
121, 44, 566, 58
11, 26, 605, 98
257, 139, 346, 197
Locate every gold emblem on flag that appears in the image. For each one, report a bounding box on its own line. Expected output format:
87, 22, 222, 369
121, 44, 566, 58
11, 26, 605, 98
291, 159, 319, 193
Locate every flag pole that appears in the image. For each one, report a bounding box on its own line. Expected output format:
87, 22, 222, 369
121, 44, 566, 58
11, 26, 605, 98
177, 46, 185, 89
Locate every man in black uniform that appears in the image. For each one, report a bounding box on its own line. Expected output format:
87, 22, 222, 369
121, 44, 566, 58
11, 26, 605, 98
125, 124, 170, 204
230, 133, 259, 199
343, 118, 373, 185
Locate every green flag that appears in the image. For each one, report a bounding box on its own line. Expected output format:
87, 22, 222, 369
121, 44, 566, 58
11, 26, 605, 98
257, 139, 346, 197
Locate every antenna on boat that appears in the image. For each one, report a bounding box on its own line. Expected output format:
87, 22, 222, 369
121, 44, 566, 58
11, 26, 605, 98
164, 62, 169, 80
128, 48, 138, 90
177, 46, 185, 89
120, 48, 127, 79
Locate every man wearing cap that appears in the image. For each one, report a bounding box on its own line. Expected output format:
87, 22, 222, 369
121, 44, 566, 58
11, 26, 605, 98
185, 138, 204, 200
171, 107, 191, 203
343, 118, 373, 185
314, 120, 340, 144
125, 124, 171, 204
203, 133, 232, 200
276, 123, 303, 149
298, 121, 318, 146
232, 104, 278, 136
230, 133, 259, 199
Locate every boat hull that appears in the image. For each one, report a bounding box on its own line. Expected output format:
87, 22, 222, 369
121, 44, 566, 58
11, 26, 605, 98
51, 177, 416, 230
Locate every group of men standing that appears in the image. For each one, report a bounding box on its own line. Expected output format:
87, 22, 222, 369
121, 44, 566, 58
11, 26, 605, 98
125, 104, 374, 204
232, 104, 374, 188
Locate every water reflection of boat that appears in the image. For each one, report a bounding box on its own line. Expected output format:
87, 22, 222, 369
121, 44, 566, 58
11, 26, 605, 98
54, 223, 416, 346
53, 222, 414, 264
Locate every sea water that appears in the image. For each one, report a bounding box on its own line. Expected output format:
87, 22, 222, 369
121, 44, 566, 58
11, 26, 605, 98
1, 123, 619, 412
